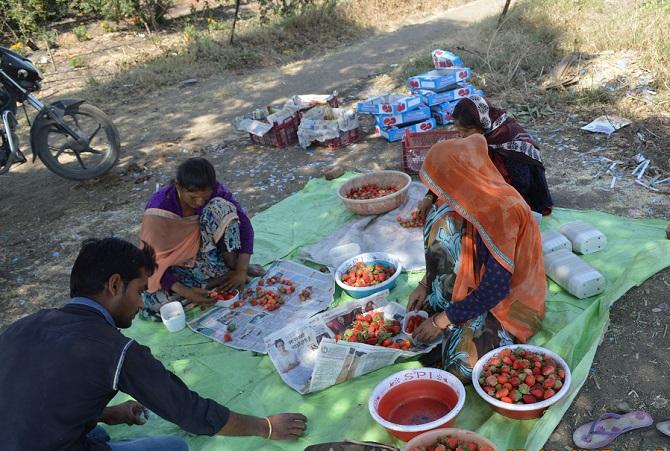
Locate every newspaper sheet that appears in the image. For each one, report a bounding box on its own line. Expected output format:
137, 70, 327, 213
188, 260, 335, 353
264, 291, 440, 394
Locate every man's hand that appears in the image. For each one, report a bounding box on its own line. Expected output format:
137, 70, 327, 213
100, 400, 148, 426
219, 268, 248, 292
407, 283, 428, 311
266, 413, 308, 440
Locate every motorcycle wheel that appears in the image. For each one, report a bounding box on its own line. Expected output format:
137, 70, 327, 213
34, 103, 120, 180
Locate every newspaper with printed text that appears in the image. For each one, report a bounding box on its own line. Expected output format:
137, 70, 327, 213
188, 260, 335, 353
264, 291, 440, 394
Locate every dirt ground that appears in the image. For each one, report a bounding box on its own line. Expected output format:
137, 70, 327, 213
1, 0, 669, 449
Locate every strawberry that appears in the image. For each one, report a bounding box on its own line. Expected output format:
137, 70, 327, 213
531, 387, 544, 399
223, 333, 232, 342
525, 375, 536, 386
542, 365, 556, 376
543, 389, 556, 400
522, 394, 537, 404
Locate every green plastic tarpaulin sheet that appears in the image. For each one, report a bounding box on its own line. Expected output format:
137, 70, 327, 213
107, 173, 670, 450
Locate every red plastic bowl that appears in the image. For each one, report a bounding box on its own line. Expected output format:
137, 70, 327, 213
472, 344, 572, 420
369, 368, 466, 442
402, 428, 499, 451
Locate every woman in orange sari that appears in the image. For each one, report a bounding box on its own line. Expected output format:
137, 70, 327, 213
409, 134, 546, 380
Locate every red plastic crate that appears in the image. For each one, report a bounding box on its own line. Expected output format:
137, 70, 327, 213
323, 127, 360, 150
249, 113, 299, 148
401, 129, 462, 174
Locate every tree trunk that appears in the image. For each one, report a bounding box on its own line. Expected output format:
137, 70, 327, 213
498, 0, 512, 27
229, 0, 242, 44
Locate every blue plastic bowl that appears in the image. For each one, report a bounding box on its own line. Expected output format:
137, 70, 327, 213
335, 252, 402, 299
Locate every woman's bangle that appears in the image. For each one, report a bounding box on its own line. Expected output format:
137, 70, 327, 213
431, 313, 446, 330
265, 416, 272, 439
418, 280, 428, 289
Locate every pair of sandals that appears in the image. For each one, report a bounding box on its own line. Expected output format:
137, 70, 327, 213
573, 411, 670, 448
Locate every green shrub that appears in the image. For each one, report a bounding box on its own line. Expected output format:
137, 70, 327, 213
73, 23, 90, 41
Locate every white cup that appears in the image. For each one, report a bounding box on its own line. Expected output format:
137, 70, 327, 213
160, 301, 186, 332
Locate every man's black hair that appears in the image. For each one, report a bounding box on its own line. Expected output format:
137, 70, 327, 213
70, 238, 157, 298
176, 157, 217, 191
274, 338, 285, 346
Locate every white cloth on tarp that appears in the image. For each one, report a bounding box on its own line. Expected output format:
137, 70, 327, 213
299, 182, 428, 271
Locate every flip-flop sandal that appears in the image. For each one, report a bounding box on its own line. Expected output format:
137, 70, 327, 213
657, 420, 670, 436
573, 411, 653, 449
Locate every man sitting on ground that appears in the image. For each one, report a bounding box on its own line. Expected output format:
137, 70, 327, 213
0, 237, 307, 450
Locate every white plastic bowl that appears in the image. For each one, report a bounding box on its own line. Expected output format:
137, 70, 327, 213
160, 301, 186, 332
335, 252, 402, 299
215, 289, 240, 308
471, 344, 572, 420
403, 428, 499, 451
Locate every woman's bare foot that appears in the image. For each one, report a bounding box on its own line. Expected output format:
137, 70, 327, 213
248, 264, 266, 277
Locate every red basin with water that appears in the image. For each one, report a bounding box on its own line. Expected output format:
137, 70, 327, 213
369, 368, 466, 442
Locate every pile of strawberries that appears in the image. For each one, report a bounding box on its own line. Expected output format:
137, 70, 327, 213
396, 209, 425, 228
340, 261, 396, 288
345, 183, 399, 200
335, 312, 410, 350
477, 347, 566, 404
408, 435, 494, 451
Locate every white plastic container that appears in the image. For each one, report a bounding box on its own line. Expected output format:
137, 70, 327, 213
402, 310, 429, 336
215, 290, 239, 308
160, 301, 186, 332
541, 229, 572, 255
558, 220, 607, 254
544, 249, 606, 299
328, 243, 361, 268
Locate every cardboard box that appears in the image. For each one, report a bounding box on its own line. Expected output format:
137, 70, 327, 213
375, 105, 431, 127
407, 68, 471, 91
430, 100, 459, 125
413, 83, 476, 106
375, 117, 437, 142
357, 94, 422, 115
431, 49, 464, 69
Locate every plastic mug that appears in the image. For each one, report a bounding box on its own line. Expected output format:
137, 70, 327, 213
160, 301, 186, 332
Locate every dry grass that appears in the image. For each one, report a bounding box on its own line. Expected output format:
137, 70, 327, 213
84, 0, 459, 101
394, 0, 670, 113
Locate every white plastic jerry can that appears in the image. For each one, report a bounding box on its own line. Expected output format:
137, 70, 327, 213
558, 220, 607, 255
541, 229, 572, 255
544, 249, 606, 299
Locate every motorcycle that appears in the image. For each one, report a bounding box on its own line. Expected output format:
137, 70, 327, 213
0, 46, 120, 180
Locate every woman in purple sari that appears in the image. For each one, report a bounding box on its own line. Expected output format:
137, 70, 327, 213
140, 157, 263, 316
